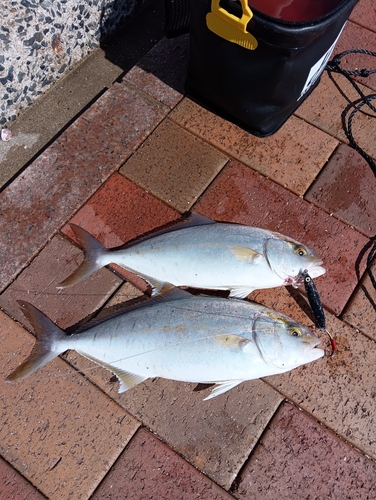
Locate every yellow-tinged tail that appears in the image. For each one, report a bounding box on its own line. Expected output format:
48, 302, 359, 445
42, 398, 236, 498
6, 301, 67, 381
57, 224, 108, 288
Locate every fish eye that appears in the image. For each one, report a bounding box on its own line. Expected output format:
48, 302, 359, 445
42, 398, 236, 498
289, 327, 302, 338
294, 245, 307, 257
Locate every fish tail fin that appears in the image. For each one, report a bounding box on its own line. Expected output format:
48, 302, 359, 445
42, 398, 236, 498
6, 301, 67, 381
57, 224, 110, 289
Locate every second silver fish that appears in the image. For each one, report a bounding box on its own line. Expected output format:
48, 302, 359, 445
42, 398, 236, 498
59, 214, 325, 298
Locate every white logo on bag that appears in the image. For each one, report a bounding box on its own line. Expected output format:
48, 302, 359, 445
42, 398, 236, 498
299, 25, 345, 100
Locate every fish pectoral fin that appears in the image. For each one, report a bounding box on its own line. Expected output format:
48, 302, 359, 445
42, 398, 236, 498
204, 380, 244, 400
228, 287, 254, 299
213, 334, 251, 351
230, 246, 263, 263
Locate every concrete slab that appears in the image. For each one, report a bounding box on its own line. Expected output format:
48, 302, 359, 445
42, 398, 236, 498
0, 0, 165, 189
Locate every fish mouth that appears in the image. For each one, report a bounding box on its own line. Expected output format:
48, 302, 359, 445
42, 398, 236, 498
300, 337, 325, 360
287, 262, 325, 288
304, 336, 325, 359
302, 334, 321, 349
310, 345, 325, 360
311, 337, 321, 349
308, 262, 326, 278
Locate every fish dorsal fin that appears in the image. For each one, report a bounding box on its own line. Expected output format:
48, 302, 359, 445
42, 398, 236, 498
77, 351, 146, 393
213, 333, 251, 350
114, 212, 216, 252
230, 245, 263, 263
73, 282, 192, 333
185, 212, 216, 227
204, 380, 243, 400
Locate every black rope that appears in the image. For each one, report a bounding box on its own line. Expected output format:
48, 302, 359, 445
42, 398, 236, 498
367, 238, 376, 290
326, 49, 376, 292
326, 49, 376, 175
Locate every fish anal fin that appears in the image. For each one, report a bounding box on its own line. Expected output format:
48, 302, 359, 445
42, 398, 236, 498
230, 246, 263, 263
204, 380, 243, 400
77, 351, 146, 394
213, 334, 251, 351
116, 371, 147, 393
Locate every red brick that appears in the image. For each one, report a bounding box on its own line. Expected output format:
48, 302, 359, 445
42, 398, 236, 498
194, 159, 369, 315
333, 21, 376, 91
295, 71, 375, 157
123, 35, 189, 108
0, 234, 122, 330
250, 286, 376, 462
61, 173, 179, 248
0, 310, 139, 500
170, 98, 338, 196
305, 143, 376, 237
234, 402, 376, 500
0, 456, 45, 500
341, 255, 376, 341
92, 428, 234, 500
0, 83, 166, 292
120, 119, 229, 212
65, 347, 283, 490
350, 0, 376, 36
60, 172, 180, 291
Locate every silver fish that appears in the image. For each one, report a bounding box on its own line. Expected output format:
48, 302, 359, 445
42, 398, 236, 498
58, 214, 325, 298
7, 286, 324, 400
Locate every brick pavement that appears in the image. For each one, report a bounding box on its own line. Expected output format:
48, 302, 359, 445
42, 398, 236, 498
1, 1, 376, 498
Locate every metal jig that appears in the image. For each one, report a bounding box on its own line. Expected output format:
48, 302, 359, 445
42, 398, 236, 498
301, 269, 336, 356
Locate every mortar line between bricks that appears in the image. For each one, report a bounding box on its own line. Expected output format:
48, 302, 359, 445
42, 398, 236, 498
229, 396, 285, 494
167, 109, 249, 160
346, 18, 376, 43
300, 142, 342, 197
349, 20, 376, 35
117, 125, 231, 212
120, 79, 174, 114
88, 425, 237, 499
0, 455, 49, 499
339, 311, 376, 344
261, 378, 376, 462
0, 114, 168, 294
168, 110, 345, 200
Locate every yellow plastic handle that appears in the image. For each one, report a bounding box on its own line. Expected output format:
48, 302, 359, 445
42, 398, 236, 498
206, 0, 258, 50
213, 0, 253, 32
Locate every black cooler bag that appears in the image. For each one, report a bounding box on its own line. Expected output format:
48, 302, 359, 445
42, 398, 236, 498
186, 0, 359, 137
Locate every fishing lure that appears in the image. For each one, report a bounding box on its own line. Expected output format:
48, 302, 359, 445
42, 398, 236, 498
301, 269, 336, 355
